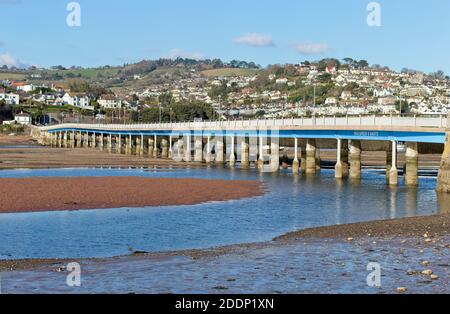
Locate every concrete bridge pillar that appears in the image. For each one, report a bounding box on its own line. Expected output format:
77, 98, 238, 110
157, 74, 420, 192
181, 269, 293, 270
136, 136, 142, 156
161, 138, 169, 158
335, 139, 344, 179
125, 135, 133, 155
76, 132, 81, 148
229, 135, 236, 167
205, 136, 212, 164
168, 136, 173, 159
148, 137, 154, 158
215, 135, 224, 165
386, 142, 392, 184
241, 137, 250, 169
140, 135, 145, 157
194, 136, 203, 162
257, 136, 264, 171
154, 135, 159, 158
306, 139, 317, 174
63, 132, 68, 148
270, 140, 280, 173
184, 135, 191, 162
316, 149, 322, 172
389, 141, 398, 186
56, 132, 61, 148
349, 140, 362, 179
117, 135, 122, 154
83, 132, 89, 148
292, 138, 300, 175
107, 134, 112, 153
70, 132, 75, 148
99, 133, 104, 151
86, 132, 90, 148
91, 133, 96, 149
176, 138, 184, 161
405, 142, 419, 186
340, 140, 349, 177
57, 132, 62, 148
65, 132, 69, 148
300, 143, 307, 173
437, 131, 450, 192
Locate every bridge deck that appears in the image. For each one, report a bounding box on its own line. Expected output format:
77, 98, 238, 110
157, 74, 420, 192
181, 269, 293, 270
38, 115, 450, 144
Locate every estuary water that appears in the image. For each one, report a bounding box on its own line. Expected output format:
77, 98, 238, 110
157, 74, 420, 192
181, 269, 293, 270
0, 166, 445, 260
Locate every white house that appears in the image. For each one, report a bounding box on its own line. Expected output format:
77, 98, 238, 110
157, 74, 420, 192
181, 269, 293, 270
16, 84, 36, 93
0, 92, 20, 105
98, 95, 122, 109
14, 112, 32, 125
275, 78, 288, 85
325, 97, 337, 105
62, 92, 93, 110
373, 88, 392, 97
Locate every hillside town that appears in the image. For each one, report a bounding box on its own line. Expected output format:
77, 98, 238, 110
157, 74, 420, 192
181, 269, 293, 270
1, 57, 450, 126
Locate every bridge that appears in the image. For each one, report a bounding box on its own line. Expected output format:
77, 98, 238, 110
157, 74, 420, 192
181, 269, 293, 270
33, 114, 450, 190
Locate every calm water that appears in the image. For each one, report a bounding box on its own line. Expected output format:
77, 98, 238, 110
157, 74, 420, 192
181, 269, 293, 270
0, 166, 445, 260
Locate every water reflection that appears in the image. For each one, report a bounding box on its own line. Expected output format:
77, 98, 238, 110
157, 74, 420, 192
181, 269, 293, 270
0, 166, 441, 259
405, 188, 418, 217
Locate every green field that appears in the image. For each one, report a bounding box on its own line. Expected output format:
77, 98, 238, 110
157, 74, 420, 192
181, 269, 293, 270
53, 67, 121, 79
201, 68, 260, 77
0, 72, 27, 80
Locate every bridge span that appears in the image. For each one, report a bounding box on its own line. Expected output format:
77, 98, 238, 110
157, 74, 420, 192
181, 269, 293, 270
34, 114, 450, 190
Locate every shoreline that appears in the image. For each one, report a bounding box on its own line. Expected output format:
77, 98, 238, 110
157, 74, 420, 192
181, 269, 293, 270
1, 213, 449, 272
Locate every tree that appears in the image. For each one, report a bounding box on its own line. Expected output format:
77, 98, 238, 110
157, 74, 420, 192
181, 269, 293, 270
342, 58, 354, 65
395, 100, 410, 114
357, 60, 369, 68
159, 92, 173, 107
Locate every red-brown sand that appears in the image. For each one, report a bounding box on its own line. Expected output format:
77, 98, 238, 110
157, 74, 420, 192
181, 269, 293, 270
0, 177, 264, 213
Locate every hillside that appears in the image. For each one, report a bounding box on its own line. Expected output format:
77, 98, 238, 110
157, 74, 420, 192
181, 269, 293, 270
201, 68, 260, 77
0, 72, 27, 80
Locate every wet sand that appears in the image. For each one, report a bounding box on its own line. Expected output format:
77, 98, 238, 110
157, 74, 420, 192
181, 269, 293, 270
0, 134, 36, 146
275, 213, 450, 241
0, 176, 265, 213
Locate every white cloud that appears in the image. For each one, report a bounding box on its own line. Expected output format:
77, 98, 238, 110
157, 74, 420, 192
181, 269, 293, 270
164, 48, 205, 60
233, 33, 275, 47
295, 43, 330, 55
0, 53, 22, 68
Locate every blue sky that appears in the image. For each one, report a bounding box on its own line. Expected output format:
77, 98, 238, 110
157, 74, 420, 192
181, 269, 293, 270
0, 0, 449, 74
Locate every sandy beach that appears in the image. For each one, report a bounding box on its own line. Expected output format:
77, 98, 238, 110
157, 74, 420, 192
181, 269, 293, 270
0, 176, 265, 213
